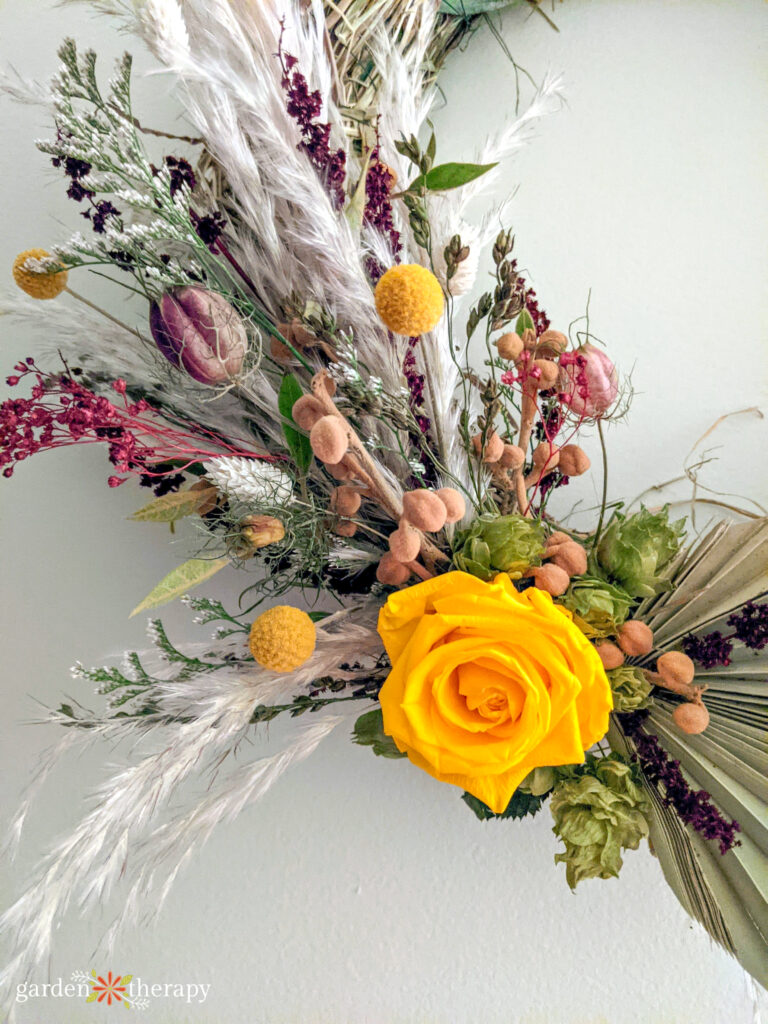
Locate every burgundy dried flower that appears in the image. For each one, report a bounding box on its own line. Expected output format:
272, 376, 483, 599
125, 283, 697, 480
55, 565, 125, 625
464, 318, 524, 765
682, 631, 733, 669
622, 711, 740, 854
728, 601, 768, 651
277, 31, 346, 210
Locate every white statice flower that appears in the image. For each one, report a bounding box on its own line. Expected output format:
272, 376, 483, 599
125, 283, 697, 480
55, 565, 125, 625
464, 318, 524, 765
203, 456, 293, 506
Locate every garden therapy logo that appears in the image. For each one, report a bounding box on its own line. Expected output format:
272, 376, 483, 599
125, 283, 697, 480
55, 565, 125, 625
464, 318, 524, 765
85, 970, 133, 1008
15, 971, 210, 1009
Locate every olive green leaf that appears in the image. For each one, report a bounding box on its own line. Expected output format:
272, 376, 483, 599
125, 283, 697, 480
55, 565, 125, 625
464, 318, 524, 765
408, 161, 497, 193
462, 788, 545, 821
130, 488, 212, 523
278, 373, 313, 474
352, 707, 407, 759
130, 557, 229, 617
515, 308, 535, 335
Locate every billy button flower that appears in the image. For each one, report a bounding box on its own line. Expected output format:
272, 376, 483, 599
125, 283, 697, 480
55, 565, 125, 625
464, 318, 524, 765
248, 606, 316, 673
374, 264, 444, 336
12, 249, 68, 300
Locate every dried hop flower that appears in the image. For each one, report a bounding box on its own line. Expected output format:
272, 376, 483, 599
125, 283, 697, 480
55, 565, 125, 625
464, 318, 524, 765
374, 264, 444, 336
249, 605, 316, 672
12, 249, 68, 299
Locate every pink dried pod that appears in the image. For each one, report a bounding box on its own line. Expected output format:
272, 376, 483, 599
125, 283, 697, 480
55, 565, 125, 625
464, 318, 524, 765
471, 431, 504, 463
532, 441, 560, 469
291, 394, 325, 431
150, 286, 248, 385
402, 489, 448, 533
549, 541, 587, 577
532, 563, 570, 597
388, 521, 421, 563
557, 445, 591, 477
326, 457, 356, 481
498, 444, 525, 470
672, 701, 710, 735
560, 342, 619, 420
310, 416, 348, 464
330, 485, 362, 516
536, 329, 568, 357
545, 530, 571, 553
334, 519, 358, 538
376, 552, 412, 586
657, 651, 695, 687
531, 358, 559, 391
617, 620, 654, 657
435, 487, 466, 524
595, 642, 625, 670
496, 332, 524, 362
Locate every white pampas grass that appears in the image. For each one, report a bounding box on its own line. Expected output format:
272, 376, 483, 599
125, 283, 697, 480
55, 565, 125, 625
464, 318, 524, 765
203, 455, 293, 504
0, 607, 383, 1011
141, 0, 190, 67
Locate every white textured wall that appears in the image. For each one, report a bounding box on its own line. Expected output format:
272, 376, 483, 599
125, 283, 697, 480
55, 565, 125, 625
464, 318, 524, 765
1, 1, 767, 1022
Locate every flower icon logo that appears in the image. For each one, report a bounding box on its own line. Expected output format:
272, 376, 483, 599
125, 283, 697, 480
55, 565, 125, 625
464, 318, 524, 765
86, 970, 132, 1008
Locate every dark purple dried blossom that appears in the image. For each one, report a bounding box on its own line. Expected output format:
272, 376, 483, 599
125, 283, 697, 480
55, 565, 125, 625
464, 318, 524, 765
622, 711, 741, 854
86, 199, 121, 234
363, 143, 401, 282
194, 211, 227, 250
277, 33, 346, 210
682, 631, 733, 669
728, 601, 768, 651
163, 155, 196, 197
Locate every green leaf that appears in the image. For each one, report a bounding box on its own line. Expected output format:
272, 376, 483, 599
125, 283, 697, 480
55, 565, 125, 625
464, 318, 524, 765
130, 557, 229, 617
130, 488, 211, 523
515, 308, 535, 335
408, 161, 497, 193
352, 708, 407, 759
461, 788, 545, 821
278, 374, 313, 474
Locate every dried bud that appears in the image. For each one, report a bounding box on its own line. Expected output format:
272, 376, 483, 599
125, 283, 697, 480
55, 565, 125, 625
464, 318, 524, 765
617, 620, 654, 657
536, 329, 568, 357
560, 342, 618, 420
672, 701, 710, 735
310, 416, 348, 464
376, 552, 411, 586
402, 489, 448, 533
657, 651, 695, 687
326, 458, 356, 481
334, 519, 358, 537
435, 487, 466, 524
496, 332, 524, 362
330, 485, 362, 516
499, 444, 525, 470
532, 441, 559, 469
278, 320, 317, 349
150, 286, 247, 384
291, 395, 325, 431
522, 328, 537, 350
388, 521, 421, 563
241, 514, 285, 550
532, 359, 559, 391
545, 531, 572, 553
532, 563, 570, 596
549, 541, 587, 577
558, 445, 591, 477
471, 431, 504, 463
595, 641, 625, 670
269, 336, 294, 364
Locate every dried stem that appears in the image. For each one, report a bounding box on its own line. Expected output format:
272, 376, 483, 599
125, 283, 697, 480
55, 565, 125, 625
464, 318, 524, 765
513, 390, 537, 516
642, 669, 708, 704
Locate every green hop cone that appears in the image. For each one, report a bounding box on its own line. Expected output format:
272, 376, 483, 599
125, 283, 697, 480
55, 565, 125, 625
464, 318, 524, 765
550, 755, 650, 889
453, 514, 545, 581
608, 666, 653, 712
560, 576, 633, 633
596, 506, 685, 599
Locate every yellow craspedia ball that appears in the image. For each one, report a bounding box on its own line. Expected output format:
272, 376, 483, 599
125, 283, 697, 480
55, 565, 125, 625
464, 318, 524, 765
374, 263, 444, 336
12, 249, 68, 300
248, 605, 316, 673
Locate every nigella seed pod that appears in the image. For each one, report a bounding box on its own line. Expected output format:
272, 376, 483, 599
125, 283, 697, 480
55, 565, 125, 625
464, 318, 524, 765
150, 286, 247, 385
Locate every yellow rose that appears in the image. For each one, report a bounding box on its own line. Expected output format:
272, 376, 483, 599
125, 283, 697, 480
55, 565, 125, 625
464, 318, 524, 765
377, 571, 613, 813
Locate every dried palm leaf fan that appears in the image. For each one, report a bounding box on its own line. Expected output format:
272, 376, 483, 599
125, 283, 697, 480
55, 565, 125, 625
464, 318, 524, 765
611, 517, 768, 988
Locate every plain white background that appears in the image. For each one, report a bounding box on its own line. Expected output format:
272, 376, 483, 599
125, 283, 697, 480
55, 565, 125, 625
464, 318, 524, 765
1, 1, 767, 1022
